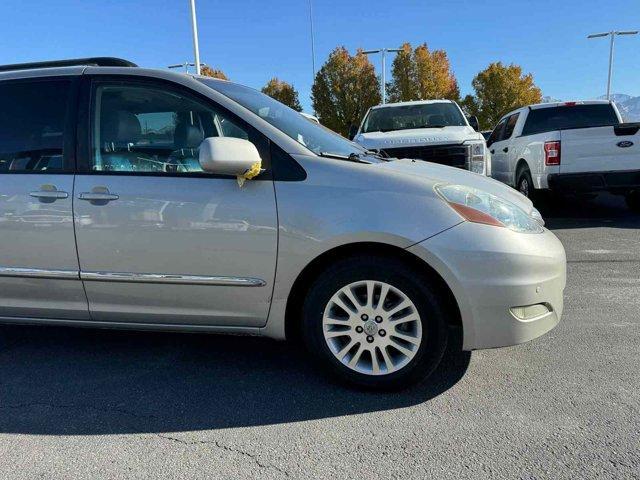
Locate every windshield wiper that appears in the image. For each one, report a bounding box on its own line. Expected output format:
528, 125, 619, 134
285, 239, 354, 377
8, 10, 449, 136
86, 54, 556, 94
318, 151, 370, 163
365, 149, 391, 161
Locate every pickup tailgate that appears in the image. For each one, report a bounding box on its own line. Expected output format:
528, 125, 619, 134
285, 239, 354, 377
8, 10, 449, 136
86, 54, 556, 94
560, 123, 640, 174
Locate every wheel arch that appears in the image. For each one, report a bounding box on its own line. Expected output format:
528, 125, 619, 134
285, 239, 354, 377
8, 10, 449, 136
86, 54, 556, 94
284, 242, 462, 344
516, 158, 530, 177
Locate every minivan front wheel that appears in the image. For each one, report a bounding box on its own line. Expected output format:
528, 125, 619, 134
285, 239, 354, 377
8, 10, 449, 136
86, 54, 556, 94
302, 256, 448, 390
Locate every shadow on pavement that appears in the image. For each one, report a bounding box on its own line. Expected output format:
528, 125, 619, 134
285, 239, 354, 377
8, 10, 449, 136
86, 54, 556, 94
540, 193, 640, 230
0, 324, 470, 435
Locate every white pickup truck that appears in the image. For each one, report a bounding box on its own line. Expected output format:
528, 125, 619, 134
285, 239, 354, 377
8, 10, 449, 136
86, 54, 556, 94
350, 100, 489, 175
487, 100, 640, 211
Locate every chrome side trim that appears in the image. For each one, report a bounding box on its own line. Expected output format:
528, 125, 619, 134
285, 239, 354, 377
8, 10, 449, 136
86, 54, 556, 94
0, 267, 79, 280
80, 271, 266, 287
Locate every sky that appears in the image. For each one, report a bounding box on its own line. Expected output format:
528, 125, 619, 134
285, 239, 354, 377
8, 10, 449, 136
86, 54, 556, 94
1, 0, 639, 112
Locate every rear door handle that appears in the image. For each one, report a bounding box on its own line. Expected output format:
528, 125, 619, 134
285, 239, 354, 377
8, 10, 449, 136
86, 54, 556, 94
78, 187, 119, 202
78, 192, 119, 201
490, 149, 495, 154
503, 147, 509, 153
29, 185, 68, 201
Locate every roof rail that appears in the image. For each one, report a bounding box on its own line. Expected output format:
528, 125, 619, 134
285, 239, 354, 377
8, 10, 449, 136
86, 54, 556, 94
0, 57, 138, 73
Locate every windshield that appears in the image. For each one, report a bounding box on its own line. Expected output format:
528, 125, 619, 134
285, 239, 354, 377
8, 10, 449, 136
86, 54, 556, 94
198, 79, 366, 158
362, 102, 466, 133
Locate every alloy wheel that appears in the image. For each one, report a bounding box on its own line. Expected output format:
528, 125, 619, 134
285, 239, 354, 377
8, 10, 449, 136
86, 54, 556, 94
322, 280, 422, 376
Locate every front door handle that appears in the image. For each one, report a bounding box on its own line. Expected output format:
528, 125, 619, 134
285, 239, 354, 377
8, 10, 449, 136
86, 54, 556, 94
78, 186, 119, 202
29, 185, 69, 201
503, 147, 509, 153
490, 149, 495, 154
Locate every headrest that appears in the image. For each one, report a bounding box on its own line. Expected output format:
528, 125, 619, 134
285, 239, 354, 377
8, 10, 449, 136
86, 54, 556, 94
174, 122, 204, 149
101, 111, 141, 143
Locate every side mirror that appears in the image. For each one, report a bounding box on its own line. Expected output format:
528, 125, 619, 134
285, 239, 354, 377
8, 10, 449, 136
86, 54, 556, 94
467, 115, 480, 132
348, 124, 359, 141
199, 137, 261, 176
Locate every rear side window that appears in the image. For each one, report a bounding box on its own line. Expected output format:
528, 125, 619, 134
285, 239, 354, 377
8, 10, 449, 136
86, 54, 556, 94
486, 117, 507, 146
503, 113, 519, 139
522, 104, 619, 136
0, 80, 71, 172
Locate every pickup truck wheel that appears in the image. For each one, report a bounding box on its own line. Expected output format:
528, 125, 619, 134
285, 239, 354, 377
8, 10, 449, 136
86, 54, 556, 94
516, 168, 535, 200
625, 191, 640, 213
301, 255, 448, 390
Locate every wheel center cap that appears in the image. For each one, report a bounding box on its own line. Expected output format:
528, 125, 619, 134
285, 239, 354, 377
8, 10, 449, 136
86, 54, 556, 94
363, 320, 378, 336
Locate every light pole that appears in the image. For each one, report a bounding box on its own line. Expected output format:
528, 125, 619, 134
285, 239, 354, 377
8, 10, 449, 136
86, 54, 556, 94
362, 48, 402, 104
587, 30, 638, 100
189, 0, 202, 75
309, 0, 316, 83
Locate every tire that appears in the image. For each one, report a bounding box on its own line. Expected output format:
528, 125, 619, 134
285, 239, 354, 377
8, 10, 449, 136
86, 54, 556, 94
516, 166, 535, 200
625, 190, 640, 213
301, 255, 449, 390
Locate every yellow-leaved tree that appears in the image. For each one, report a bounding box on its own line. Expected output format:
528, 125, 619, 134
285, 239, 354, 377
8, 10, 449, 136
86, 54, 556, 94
388, 42, 459, 102
461, 62, 542, 130
311, 47, 381, 136
262, 78, 303, 112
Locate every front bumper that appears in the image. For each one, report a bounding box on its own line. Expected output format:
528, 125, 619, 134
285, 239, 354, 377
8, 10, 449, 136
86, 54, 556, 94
548, 169, 640, 194
407, 222, 566, 350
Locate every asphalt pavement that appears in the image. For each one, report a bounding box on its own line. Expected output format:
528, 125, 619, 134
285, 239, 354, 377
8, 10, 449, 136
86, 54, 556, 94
0, 193, 638, 479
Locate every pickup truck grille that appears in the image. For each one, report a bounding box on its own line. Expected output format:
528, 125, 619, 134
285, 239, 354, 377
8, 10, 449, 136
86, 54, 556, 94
380, 144, 469, 169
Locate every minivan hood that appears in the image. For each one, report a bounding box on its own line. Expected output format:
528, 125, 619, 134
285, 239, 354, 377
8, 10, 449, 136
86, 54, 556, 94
355, 126, 481, 150
375, 158, 535, 213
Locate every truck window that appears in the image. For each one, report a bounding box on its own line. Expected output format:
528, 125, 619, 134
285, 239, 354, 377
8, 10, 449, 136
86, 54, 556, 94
521, 104, 619, 136
486, 117, 507, 146
503, 113, 519, 139
360, 103, 466, 133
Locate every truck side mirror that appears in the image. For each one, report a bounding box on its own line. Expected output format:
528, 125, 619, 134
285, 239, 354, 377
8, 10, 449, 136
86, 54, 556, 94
468, 116, 480, 132
348, 124, 359, 141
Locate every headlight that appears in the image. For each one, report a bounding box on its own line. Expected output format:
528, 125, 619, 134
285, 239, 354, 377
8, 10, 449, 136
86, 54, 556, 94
464, 140, 486, 175
435, 184, 545, 233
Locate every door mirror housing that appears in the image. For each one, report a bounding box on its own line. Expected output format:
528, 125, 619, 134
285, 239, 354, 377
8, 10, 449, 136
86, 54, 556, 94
348, 124, 359, 141
467, 115, 480, 132
199, 137, 262, 176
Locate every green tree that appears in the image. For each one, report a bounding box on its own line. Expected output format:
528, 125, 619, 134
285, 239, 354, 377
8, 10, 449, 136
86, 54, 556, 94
387, 43, 417, 102
311, 47, 381, 136
461, 62, 542, 129
261, 78, 303, 111
388, 43, 459, 102
200, 65, 228, 80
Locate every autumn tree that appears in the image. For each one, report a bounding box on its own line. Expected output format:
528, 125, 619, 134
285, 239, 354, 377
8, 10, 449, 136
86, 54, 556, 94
387, 43, 417, 102
311, 47, 381, 136
200, 65, 228, 80
461, 62, 542, 129
388, 42, 459, 102
261, 78, 303, 111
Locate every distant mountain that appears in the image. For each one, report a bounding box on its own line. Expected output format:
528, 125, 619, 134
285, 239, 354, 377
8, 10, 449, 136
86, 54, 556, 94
597, 93, 634, 104
541, 94, 640, 122
608, 95, 640, 122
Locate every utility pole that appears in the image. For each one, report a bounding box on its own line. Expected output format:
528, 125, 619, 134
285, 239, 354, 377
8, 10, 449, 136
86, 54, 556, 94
362, 48, 402, 104
309, 0, 316, 83
588, 30, 638, 100
189, 0, 202, 75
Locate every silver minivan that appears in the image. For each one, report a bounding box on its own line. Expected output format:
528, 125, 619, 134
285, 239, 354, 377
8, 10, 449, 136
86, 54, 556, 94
0, 58, 566, 389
